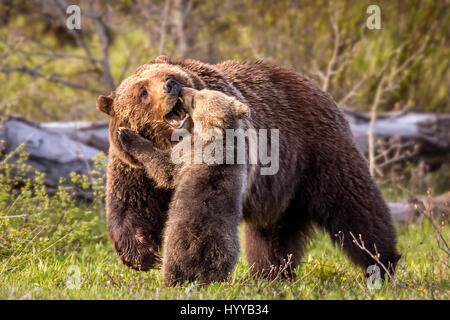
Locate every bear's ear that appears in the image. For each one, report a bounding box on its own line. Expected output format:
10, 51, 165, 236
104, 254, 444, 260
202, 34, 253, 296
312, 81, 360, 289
231, 99, 250, 119
152, 55, 171, 64
96, 94, 114, 116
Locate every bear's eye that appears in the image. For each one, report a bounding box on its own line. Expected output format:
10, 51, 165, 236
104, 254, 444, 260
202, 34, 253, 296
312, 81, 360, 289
140, 89, 148, 99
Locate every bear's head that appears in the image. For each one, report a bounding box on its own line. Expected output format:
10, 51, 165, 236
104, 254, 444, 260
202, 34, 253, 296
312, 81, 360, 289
181, 88, 249, 137
96, 56, 207, 165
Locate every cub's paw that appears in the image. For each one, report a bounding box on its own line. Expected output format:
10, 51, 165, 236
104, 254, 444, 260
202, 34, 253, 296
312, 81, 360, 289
117, 127, 152, 154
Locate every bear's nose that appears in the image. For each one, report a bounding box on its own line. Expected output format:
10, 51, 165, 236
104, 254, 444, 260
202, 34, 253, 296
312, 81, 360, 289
163, 78, 181, 96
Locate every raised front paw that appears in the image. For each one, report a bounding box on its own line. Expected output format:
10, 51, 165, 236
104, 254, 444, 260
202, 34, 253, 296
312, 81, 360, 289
118, 127, 153, 155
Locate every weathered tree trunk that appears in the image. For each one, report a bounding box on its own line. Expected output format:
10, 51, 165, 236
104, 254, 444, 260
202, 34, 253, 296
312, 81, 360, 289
388, 193, 449, 224
343, 108, 450, 170
0, 115, 108, 189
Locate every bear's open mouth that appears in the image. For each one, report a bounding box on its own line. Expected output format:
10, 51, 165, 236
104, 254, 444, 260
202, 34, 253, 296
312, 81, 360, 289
164, 96, 189, 129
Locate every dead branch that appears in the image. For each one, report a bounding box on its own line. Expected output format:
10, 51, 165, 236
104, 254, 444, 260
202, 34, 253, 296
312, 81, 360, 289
413, 190, 450, 257
172, 0, 189, 59
158, 0, 172, 55
0, 0, 116, 94
349, 232, 396, 282
367, 32, 433, 176
0, 65, 103, 94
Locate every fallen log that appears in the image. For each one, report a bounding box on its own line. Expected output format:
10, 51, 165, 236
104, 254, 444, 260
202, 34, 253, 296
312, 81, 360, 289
388, 193, 449, 224
41, 120, 109, 153
343, 108, 450, 170
0, 115, 105, 188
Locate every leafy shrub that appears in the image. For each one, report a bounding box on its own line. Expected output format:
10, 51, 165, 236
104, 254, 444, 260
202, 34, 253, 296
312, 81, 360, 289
0, 146, 107, 273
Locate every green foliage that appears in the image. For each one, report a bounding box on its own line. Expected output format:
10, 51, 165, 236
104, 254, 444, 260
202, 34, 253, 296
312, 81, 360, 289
0, 0, 448, 121
0, 148, 448, 299
0, 225, 448, 300
0, 148, 107, 274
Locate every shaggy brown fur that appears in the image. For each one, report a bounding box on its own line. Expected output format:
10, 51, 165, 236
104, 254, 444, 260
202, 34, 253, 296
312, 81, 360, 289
96, 55, 401, 286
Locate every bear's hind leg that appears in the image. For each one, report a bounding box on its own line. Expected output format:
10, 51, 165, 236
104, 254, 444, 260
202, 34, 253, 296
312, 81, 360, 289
244, 207, 312, 280
314, 180, 401, 278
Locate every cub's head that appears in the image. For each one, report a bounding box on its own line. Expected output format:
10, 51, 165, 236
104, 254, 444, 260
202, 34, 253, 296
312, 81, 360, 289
181, 88, 249, 137
96, 56, 199, 152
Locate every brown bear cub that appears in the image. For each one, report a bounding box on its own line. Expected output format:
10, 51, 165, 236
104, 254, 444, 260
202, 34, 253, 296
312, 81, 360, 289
97, 56, 401, 286
117, 88, 249, 286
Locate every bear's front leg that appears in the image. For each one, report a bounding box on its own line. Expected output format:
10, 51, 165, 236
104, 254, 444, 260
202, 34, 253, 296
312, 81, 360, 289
117, 128, 178, 189
105, 116, 174, 271
106, 153, 171, 270
161, 164, 245, 286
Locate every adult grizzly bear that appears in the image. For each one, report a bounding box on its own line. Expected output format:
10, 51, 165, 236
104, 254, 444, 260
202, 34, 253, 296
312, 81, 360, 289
96, 55, 400, 286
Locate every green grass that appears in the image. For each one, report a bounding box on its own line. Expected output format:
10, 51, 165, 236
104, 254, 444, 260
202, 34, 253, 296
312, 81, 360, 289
0, 152, 448, 299
1, 222, 448, 300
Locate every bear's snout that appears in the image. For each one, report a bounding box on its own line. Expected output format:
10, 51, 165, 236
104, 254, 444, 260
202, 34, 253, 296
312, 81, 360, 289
163, 78, 181, 96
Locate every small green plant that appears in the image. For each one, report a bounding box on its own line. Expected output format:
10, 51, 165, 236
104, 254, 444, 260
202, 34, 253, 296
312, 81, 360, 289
0, 147, 108, 274
0, 146, 448, 300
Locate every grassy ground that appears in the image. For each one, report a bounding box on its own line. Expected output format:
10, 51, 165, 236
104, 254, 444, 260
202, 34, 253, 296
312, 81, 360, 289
1, 222, 448, 300
1, 155, 448, 299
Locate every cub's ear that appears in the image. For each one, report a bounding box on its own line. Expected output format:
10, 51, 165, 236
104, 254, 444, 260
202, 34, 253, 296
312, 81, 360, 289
231, 99, 250, 119
96, 94, 114, 116
152, 55, 171, 64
